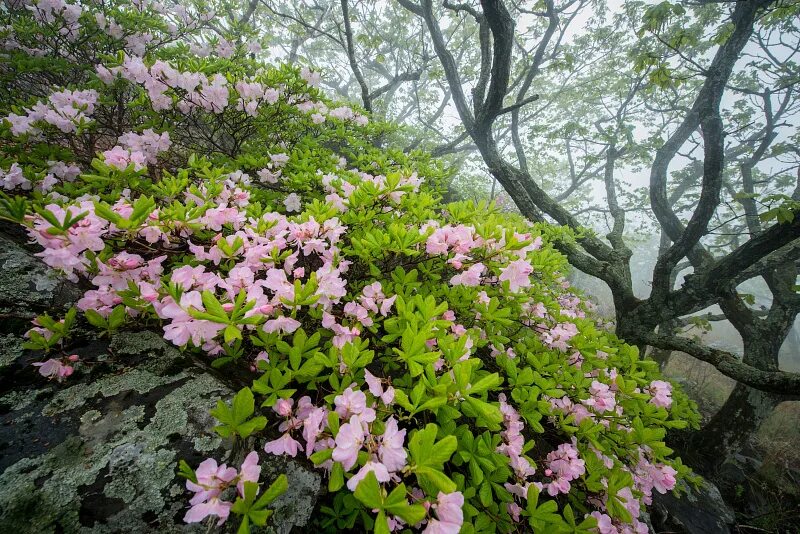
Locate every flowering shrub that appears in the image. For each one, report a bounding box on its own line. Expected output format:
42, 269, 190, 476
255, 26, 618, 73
1, 1, 698, 533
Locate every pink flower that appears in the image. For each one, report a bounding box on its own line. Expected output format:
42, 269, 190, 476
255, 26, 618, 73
364, 370, 395, 405
284, 193, 302, 212
346, 460, 391, 491
264, 433, 301, 457
334, 387, 368, 419
583, 380, 616, 413
332, 415, 366, 471
499, 259, 533, 292
450, 262, 485, 287
1, 163, 31, 190
236, 451, 261, 496
102, 146, 147, 171
302, 407, 327, 457
545, 443, 585, 487
263, 316, 301, 334
424, 492, 464, 534
273, 398, 294, 417
590, 512, 615, 534
33, 358, 73, 380
647, 380, 673, 409
378, 417, 407, 472
546, 476, 571, 496
541, 322, 579, 352
183, 498, 232, 525
300, 67, 321, 87
184, 458, 238, 525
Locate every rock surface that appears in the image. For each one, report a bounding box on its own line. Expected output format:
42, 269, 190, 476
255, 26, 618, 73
0, 229, 320, 533
649, 478, 735, 534
0, 232, 83, 328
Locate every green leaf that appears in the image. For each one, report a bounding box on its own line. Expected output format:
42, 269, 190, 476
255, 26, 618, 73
384, 483, 426, 524
210, 387, 267, 439
255, 474, 288, 508
353, 471, 383, 510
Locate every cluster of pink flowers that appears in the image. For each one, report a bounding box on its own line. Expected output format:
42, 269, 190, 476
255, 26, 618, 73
26, 0, 82, 38
0, 163, 29, 190
93, 53, 370, 127
425, 224, 481, 256
633, 452, 677, 502
540, 321, 579, 352
1, 159, 81, 193
235, 79, 280, 116
77, 252, 165, 317
101, 130, 170, 170
117, 129, 172, 164
450, 262, 485, 287
263, 396, 329, 459
496, 393, 540, 520
341, 282, 397, 329
586, 451, 677, 534
5, 88, 98, 135
102, 146, 147, 171
544, 442, 586, 496
262, 382, 407, 494
583, 380, 617, 414
184, 452, 261, 525
550, 395, 592, 425
30, 202, 107, 280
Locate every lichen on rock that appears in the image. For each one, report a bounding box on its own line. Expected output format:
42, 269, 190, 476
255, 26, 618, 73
0, 244, 321, 533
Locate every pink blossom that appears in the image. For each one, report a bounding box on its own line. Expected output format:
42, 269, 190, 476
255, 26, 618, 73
236, 451, 261, 496
264, 433, 301, 457
183, 498, 232, 525
302, 407, 328, 457
583, 380, 616, 413
378, 417, 407, 472
545, 443, 585, 490
284, 193, 302, 212
1, 163, 31, 190
541, 322, 579, 352
499, 259, 533, 292
590, 512, 615, 534
273, 398, 294, 417
450, 262, 485, 287
33, 358, 73, 380
647, 380, 673, 409
424, 492, 464, 534
364, 370, 395, 405
257, 167, 279, 184
334, 387, 367, 419
346, 460, 391, 491
332, 415, 366, 471
184, 458, 237, 525
263, 316, 301, 334
300, 67, 321, 87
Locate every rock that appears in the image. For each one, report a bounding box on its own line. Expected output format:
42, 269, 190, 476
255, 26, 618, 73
649, 477, 735, 534
0, 232, 83, 323
0, 331, 321, 533
0, 234, 321, 533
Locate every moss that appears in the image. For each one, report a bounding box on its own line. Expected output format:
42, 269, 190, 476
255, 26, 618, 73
0, 185, 321, 533
0, 334, 24, 368
0, 234, 81, 322
0, 332, 228, 532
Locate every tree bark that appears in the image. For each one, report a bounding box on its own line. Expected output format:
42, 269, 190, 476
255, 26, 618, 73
690, 382, 781, 475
